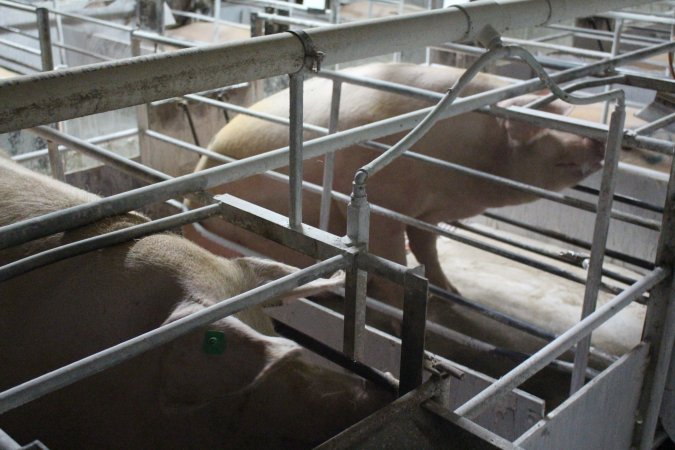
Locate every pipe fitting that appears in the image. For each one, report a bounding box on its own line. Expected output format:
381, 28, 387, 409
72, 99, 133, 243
476, 24, 503, 50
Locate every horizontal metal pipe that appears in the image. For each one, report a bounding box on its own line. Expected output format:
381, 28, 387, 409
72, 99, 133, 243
634, 111, 675, 135
0, 36, 41, 55
0, 255, 348, 415
51, 39, 113, 62
12, 128, 138, 163
47, 7, 133, 31
483, 212, 655, 270
0, 0, 35, 12
546, 23, 667, 45
0, 0, 653, 132
0, 24, 41, 41
599, 11, 675, 26
454, 266, 668, 419
0, 204, 223, 282
573, 184, 663, 215
503, 36, 609, 58
132, 29, 207, 49
184, 93, 327, 134
452, 221, 637, 286
257, 12, 327, 28
28, 125, 169, 184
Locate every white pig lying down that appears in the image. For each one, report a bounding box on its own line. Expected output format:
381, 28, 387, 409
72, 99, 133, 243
188, 62, 605, 303
0, 157, 391, 449
417, 227, 645, 360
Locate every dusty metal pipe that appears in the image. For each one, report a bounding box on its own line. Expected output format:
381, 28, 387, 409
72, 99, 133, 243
0, 0, 655, 132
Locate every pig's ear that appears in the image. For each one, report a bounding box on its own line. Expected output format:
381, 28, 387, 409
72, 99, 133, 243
497, 95, 573, 144
236, 256, 345, 303
158, 301, 301, 414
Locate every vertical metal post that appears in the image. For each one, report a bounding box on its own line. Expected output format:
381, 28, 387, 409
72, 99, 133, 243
570, 100, 626, 394
137, 0, 164, 33
36, 7, 54, 72
601, 19, 624, 124
47, 140, 66, 181
52, 0, 67, 67
132, 36, 152, 166
399, 265, 428, 396
319, 80, 342, 231
343, 172, 370, 360
288, 70, 305, 230
211, 0, 222, 43
632, 143, 675, 449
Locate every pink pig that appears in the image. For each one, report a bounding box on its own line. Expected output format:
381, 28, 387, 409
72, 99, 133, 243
189, 63, 604, 303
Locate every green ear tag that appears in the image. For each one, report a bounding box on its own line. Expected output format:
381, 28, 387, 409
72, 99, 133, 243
203, 330, 226, 355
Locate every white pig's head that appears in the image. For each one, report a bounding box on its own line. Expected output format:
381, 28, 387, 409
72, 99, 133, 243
497, 95, 605, 194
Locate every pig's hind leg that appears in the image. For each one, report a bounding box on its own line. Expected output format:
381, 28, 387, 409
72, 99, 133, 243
406, 225, 460, 295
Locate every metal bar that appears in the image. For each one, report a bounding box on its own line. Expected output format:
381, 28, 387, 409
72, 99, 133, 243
0, 205, 223, 283
573, 184, 664, 215
343, 259, 368, 360
0, 25, 39, 41
51, 39, 113, 62
47, 7, 133, 31
503, 36, 609, 58
46, 140, 65, 181
344, 177, 370, 360
36, 7, 54, 72
599, 10, 675, 26
316, 377, 441, 450
452, 220, 638, 287
0, 255, 348, 415
319, 80, 341, 231
28, 125, 169, 184
570, 101, 627, 394
484, 212, 655, 270
0, 428, 20, 450
12, 128, 138, 163
272, 318, 399, 394
399, 266, 428, 395
546, 23, 667, 45
0, 0, 35, 12
288, 70, 304, 229
0, 36, 40, 55
184, 93, 326, 133
634, 110, 675, 135
257, 11, 327, 28
454, 266, 668, 420
601, 19, 624, 124
0, 0, 659, 132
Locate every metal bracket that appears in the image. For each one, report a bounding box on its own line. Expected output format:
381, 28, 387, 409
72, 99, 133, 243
286, 29, 325, 73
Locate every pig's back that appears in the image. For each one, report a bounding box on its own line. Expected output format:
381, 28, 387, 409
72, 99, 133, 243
199, 63, 510, 168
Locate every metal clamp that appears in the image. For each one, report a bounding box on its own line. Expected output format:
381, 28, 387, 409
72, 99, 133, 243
286, 29, 325, 73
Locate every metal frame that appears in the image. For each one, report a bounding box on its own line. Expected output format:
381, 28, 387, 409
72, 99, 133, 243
1, 0, 675, 448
